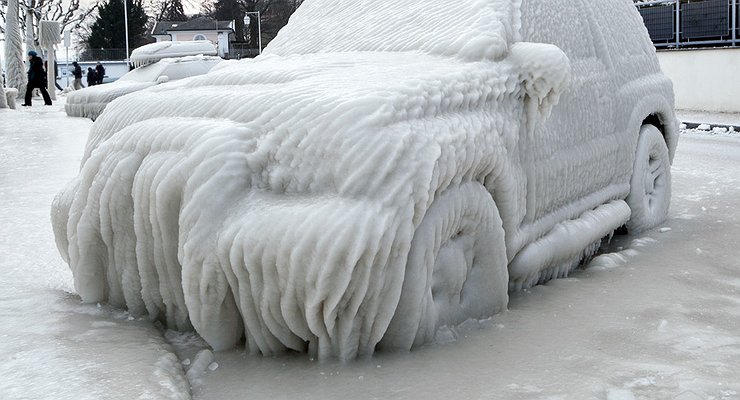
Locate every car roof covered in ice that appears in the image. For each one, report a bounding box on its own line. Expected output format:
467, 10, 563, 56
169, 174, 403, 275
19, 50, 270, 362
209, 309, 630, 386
130, 40, 218, 67
264, 0, 521, 61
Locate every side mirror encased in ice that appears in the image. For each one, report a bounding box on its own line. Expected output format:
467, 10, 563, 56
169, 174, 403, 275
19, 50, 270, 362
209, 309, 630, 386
508, 42, 571, 133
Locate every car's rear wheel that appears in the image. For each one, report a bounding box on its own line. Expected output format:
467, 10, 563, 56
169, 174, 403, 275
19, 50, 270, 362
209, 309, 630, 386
626, 124, 671, 233
379, 181, 508, 351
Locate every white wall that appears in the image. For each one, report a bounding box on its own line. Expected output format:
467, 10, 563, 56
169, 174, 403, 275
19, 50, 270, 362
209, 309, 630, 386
657, 48, 740, 113
57, 61, 130, 86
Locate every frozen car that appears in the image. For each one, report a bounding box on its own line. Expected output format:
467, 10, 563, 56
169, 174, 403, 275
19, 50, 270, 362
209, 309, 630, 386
52, 0, 678, 360
64, 55, 222, 120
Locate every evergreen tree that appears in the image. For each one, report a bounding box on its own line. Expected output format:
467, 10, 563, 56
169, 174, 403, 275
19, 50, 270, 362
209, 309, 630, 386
158, 0, 188, 21
206, 0, 303, 48
212, 0, 244, 41
85, 0, 151, 52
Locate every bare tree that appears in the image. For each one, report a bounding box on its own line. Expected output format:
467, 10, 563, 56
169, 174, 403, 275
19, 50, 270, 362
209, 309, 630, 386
1, 0, 97, 42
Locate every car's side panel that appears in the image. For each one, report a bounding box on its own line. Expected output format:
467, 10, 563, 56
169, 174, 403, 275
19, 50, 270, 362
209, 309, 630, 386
519, 0, 621, 227
507, 0, 676, 279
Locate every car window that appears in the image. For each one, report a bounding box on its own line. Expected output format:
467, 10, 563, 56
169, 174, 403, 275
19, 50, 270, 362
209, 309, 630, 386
159, 60, 220, 81
264, 0, 519, 61
119, 63, 169, 82
119, 59, 220, 83
520, 0, 597, 61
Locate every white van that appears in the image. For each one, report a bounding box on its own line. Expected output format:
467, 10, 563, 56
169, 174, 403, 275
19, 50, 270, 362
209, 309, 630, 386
53, 0, 678, 360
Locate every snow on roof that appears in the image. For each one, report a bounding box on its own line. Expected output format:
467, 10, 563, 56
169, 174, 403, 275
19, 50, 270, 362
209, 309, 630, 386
129, 41, 218, 67
264, 0, 521, 61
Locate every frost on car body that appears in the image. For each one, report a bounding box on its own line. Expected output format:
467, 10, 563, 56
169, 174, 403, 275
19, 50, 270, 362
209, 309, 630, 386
52, 0, 678, 360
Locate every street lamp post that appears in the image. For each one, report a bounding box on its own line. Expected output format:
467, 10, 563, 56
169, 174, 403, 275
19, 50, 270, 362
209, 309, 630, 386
243, 11, 262, 55
123, 0, 130, 64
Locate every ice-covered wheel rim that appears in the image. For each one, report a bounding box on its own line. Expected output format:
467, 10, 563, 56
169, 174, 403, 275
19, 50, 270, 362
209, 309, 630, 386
626, 124, 671, 233
379, 181, 508, 351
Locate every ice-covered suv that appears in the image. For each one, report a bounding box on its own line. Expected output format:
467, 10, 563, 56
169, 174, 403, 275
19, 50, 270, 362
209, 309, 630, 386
53, 0, 678, 360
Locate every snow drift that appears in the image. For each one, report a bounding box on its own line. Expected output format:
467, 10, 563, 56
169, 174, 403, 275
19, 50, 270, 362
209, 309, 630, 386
52, 0, 677, 360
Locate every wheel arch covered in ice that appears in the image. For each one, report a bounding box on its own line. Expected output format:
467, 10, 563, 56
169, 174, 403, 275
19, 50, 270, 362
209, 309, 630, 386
52, 0, 677, 359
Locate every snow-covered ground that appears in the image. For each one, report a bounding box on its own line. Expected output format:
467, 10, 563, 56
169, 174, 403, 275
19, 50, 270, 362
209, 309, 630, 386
0, 102, 190, 400
1, 101, 739, 399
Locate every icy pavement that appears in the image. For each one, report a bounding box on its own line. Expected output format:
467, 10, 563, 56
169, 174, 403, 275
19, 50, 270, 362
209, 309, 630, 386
0, 103, 190, 400
191, 138, 740, 399
1, 103, 740, 400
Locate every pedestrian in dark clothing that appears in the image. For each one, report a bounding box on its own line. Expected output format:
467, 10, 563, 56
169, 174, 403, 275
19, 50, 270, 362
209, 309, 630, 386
86, 67, 97, 87
95, 62, 106, 85
22, 50, 52, 106
71, 61, 83, 90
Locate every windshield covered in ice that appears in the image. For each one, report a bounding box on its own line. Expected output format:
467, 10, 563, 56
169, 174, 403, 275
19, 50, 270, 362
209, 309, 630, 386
119, 56, 221, 83
264, 0, 521, 61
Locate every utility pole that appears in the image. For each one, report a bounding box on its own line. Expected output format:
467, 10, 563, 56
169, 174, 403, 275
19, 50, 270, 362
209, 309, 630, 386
124, 0, 130, 65
244, 11, 262, 55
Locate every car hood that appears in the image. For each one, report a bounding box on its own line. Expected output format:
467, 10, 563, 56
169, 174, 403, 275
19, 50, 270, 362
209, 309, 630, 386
66, 81, 156, 105
59, 49, 566, 358
85, 52, 527, 211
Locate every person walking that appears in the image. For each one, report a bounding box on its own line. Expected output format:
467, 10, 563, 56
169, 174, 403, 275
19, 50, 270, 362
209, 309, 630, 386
22, 51, 52, 106
71, 61, 83, 89
86, 67, 97, 87
95, 62, 106, 85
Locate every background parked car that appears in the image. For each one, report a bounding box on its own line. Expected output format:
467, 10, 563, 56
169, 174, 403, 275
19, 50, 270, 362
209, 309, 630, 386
64, 55, 222, 120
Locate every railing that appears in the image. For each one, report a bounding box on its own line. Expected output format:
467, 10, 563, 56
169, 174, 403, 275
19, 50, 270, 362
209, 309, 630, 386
637, 0, 738, 48
76, 48, 129, 62
226, 43, 261, 59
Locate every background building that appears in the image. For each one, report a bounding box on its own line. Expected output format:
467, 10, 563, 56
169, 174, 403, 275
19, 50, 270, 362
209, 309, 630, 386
151, 17, 234, 58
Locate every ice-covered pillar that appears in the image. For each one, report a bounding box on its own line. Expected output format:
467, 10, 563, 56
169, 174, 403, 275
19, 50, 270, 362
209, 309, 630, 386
0, 57, 7, 108
4, 0, 27, 99
25, 6, 37, 54
39, 21, 61, 100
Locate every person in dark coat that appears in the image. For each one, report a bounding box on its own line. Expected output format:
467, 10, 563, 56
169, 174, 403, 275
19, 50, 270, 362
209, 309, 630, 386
95, 62, 106, 85
22, 50, 52, 106
71, 61, 83, 89
86, 67, 97, 87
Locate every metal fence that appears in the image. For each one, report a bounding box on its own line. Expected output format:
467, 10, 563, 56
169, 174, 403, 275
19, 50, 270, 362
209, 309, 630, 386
637, 0, 739, 48
226, 43, 261, 59
76, 48, 129, 62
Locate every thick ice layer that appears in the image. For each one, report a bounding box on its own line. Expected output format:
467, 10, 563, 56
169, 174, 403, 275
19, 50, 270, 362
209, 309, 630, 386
54, 51, 539, 359
130, 41, 218, 67
4, 0, 27, 99
53, 0, 677, 360
65, 56, 222, 120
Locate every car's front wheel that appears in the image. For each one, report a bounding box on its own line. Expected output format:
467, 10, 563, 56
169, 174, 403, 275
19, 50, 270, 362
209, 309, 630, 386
379, 181, 509, 351
626, 124, 672, 233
